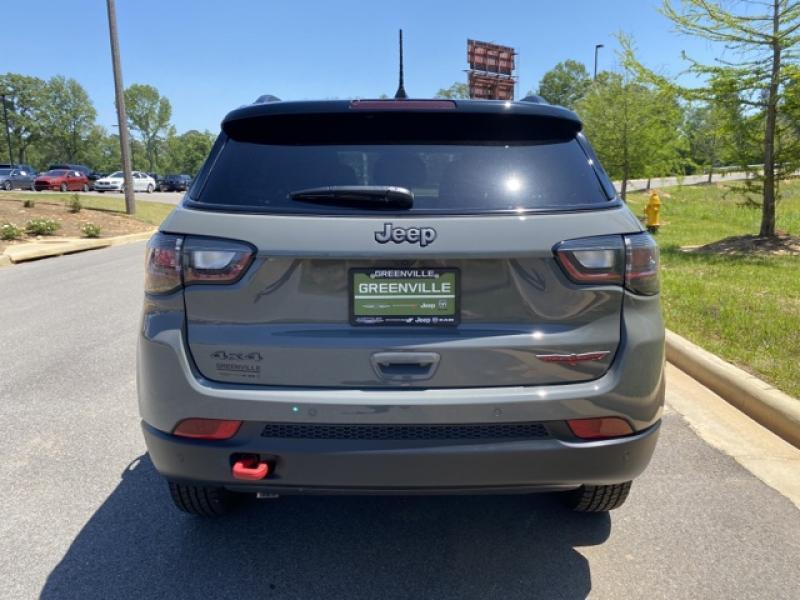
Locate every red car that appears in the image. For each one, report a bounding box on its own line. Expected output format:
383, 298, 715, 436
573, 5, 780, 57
34, 169, 89, 192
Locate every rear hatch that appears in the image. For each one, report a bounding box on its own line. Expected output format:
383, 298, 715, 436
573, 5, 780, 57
171, 100, 640, 388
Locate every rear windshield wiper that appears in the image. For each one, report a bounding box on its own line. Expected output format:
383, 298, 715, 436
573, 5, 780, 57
289, 186, 413, 209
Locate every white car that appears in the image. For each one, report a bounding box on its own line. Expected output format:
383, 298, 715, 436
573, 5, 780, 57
94, 171, 156, 193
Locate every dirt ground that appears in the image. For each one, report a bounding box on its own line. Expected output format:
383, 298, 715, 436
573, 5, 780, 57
684, 233, 800, 256
0, 198, 153, 253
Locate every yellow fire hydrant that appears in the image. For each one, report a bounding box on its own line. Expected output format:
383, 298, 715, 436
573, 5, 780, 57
644, 191, 661, 233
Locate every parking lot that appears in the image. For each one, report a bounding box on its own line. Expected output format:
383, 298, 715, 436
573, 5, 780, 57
1, 243, 798, 600
16, 188, 183, 206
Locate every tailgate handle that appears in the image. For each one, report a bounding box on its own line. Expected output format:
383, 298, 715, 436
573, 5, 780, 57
371, 352, 440, 382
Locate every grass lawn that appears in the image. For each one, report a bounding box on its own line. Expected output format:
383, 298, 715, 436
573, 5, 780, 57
626, 181, 800, 398
0, 191, 174, 226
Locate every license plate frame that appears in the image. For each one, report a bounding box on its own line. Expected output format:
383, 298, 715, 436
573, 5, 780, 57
349, 267, 460, 327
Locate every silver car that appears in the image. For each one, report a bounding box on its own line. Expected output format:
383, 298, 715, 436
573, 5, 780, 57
0, 166, 37, 191
138, 97, 664, 516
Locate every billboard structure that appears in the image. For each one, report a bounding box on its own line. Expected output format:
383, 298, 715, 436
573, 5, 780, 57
467, 39, 517, 100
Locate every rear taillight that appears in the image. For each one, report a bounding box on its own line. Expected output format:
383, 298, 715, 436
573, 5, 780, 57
182, 237, 255, 285
624, 233, 660, 296
144, 233, 254, 294
554, 235, 624, 285
144, 233, 182, 294
554, 232, 659, 295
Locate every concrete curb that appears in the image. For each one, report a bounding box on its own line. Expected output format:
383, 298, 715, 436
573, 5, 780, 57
1, 230, 154, 264
666, 329, 800, 449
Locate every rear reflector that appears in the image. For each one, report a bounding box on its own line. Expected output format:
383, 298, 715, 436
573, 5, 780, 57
567, 417, 633, 440
173, 419, 242, 440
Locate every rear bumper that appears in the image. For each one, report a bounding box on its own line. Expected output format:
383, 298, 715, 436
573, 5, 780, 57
143, 419, 660, 493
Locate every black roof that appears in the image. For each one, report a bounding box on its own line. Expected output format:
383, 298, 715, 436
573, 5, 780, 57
221, 98, 581, 129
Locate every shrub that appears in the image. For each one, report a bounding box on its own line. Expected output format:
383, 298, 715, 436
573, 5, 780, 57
1, 222, 24, 240
67, 194, 82, 213
23, 198, 35, 208
81, 223, 102, 238
25, 218, 61, 236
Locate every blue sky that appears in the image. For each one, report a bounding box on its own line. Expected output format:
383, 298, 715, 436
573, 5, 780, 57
1, 0, 721, 133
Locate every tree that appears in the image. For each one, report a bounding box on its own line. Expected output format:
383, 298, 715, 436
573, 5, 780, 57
0, 73, 47, 165
641, 88, 688, 185
124, 84, 172, 172
40, 76, 97, 163
625, 0, 800, 237
435, 82, 469, 99
537, 60, 592, 109
162, 130, 216, 175
578, 72, 684, 199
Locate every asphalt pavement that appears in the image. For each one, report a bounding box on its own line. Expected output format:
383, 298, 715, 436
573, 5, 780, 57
0, 242, 798, 600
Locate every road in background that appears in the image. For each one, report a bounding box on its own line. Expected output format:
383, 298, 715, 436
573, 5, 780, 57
13, 189, 183, 205
11, 169, 758, 210
620, 170, 754, 193
0, 243, 798, 600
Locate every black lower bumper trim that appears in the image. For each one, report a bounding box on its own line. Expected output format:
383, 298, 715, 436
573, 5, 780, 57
143, 420, 660, 493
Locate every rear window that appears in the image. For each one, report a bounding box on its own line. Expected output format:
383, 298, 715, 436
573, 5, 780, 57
191, 117, 613, 215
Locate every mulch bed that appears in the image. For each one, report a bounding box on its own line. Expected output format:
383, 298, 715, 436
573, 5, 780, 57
682, 234, 800, 256
0, 198, 153, 254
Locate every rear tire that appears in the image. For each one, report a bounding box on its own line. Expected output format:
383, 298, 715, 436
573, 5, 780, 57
147, 183, 154, 193
3, 181, 11, 191
82, 184, 90, 192
168, 481, 237, 517
563, 481, 632, 512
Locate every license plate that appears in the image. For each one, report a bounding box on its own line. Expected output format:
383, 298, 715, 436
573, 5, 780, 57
350, 268, 459, 326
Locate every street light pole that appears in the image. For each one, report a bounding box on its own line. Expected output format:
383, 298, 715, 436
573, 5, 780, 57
0, 94, 13, 164
105, 0, 135, 215
594, 44, 604, 81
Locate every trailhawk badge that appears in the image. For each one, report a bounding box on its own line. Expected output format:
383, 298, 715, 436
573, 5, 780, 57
374, 223, 437, 247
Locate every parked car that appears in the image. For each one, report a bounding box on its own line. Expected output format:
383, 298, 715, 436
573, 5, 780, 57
48, 164, 102, 190
94, 170, 157, 193
0, 163, 37, 175
159, 174, 192, 192
34, 169, 89, 192
139, 97, 664, 517
0, 166, 37, 190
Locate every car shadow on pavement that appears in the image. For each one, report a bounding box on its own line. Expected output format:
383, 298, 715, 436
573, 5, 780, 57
41, 455, 609, 600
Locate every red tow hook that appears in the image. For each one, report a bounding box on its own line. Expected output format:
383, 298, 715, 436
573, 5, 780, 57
232, 455, 270, 481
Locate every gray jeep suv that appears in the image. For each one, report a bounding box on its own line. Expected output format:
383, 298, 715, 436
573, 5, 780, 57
138, 97, 664, 516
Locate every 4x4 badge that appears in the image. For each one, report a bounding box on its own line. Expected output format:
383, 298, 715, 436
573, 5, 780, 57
375, 223, 436, 247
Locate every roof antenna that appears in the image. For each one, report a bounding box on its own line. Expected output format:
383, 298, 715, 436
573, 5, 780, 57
394, 29, 408, 99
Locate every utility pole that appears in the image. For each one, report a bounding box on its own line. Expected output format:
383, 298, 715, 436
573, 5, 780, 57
0, 94, 13, 164
106, 0, 135, 215
594, 44, 604, 81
